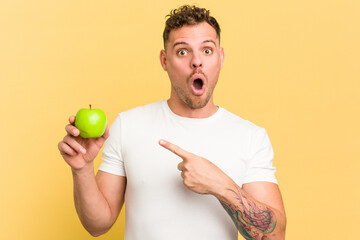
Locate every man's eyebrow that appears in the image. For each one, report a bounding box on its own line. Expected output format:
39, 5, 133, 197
203, 39, 217, 46
172, 41, 188, 48
172, 39, 217, 49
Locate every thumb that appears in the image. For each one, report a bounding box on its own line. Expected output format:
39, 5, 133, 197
101, 125, 110, 140
95, 125, 110, 145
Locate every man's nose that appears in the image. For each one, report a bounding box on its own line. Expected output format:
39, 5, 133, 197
191, 54, 203, 69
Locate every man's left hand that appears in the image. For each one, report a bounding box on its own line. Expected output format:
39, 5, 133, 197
159, 139, 234, 196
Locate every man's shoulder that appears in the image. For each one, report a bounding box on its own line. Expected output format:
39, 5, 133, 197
117, 100, 164, 119
219, 107, 263, 132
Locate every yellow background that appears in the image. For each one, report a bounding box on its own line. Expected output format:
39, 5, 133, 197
1, 0, 359, 239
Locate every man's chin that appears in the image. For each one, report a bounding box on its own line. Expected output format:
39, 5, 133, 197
185, 96, 211, 109
173, 85, 213, 110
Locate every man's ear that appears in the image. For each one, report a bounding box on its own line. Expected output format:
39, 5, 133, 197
160, 50, 167, 71
220, 47, 225, 69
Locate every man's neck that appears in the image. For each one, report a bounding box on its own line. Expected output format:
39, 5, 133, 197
167, 99, 219, 119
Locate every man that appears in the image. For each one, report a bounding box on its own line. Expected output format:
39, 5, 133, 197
58, 5, 286, 240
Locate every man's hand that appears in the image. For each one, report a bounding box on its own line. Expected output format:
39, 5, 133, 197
159, 139, 286, 239
159, 139, 234, 196
58, 115, 110, 171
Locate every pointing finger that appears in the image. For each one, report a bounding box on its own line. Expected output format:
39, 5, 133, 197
159, 139, 189, 159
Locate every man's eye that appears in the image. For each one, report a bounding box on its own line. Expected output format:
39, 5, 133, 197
203, 48, 213, 55
177, 50, 188, 56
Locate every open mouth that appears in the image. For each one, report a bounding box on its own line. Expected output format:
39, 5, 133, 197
193, 78, 204, 90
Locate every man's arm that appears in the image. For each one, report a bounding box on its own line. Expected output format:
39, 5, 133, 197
217, 182, 286, 239
159, 140, 286, 240
58, 116, 126, 237
72, 167, 126, 236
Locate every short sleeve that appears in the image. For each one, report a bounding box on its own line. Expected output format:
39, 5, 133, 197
243, 128, 277, 184
98, 114, 126, 176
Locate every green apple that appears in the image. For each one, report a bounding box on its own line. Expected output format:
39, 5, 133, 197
74, 104, 107, 138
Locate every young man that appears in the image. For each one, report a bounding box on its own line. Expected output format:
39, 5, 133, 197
58, 5, 286, 240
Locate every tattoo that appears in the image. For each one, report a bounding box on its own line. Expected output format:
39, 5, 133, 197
220, 190, 276, 240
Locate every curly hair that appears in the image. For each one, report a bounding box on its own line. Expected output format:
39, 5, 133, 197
163, 5, 221, 48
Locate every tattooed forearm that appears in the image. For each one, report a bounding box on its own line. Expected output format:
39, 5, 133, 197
220, 190, 276, 240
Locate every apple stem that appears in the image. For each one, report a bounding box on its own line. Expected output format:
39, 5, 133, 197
89, 104, 92, 109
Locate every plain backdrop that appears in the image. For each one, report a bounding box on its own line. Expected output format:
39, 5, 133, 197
1, 0, 359, 239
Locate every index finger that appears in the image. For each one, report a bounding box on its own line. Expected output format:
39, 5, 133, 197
65, 115, 79, 136
68, 115, 75, 125
159, 139, 189, 159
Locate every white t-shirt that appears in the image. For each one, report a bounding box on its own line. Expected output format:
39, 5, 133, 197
99, 100, 277, 240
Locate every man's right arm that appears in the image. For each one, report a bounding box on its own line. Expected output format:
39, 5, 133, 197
58, 116, 126, 237
72, 166, 126, 236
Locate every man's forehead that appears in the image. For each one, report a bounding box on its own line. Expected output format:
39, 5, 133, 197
167, 22, 219, 48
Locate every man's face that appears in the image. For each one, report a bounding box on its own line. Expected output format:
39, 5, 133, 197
160, 22, 224, 110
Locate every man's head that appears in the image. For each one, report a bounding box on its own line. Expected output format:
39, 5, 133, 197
163, 5, 221, 50
160, 5, 224, 115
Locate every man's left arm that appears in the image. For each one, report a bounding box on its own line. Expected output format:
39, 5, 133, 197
159, 140, 286, 240
218, 181, 286, 240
